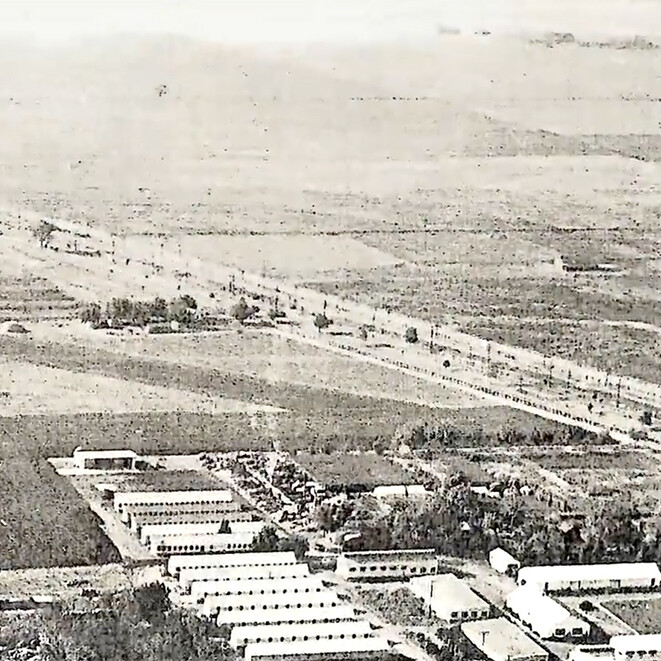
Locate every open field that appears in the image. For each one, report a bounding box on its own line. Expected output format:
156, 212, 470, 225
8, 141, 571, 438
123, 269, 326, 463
603, 597, 661, 634
32, 325, 482, 409
0, 356, 284, 416
295, 452, 414, 490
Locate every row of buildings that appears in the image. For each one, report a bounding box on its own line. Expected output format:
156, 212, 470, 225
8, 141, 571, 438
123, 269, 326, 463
166, 551, 398, 661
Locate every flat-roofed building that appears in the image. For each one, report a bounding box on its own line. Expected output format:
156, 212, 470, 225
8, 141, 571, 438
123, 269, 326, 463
114, 489, 234, 523
73, 449, 138, 471
192, 576, 325, 604
179, 563, 309, 592
517, 563, 661, 594
168, 551, 297, 578
230, 619, 373, 648
461, 617, 549, 661
409, 573, 491, 623
507, 585, 589, 640
244, 636, 392, 661
490, 548, 521, 576
611, 634, 661, 661
203, 588, 341, 618
217, 605, 357, 629
336, 549, 438, 581
129, 506, 250, 534
151, 531, 255, 557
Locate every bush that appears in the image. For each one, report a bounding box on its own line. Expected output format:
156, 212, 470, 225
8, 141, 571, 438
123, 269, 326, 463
405, 327, 419, 343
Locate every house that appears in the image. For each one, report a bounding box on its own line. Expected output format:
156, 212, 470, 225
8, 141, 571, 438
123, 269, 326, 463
230, 619, 373, 648
206, 588, 342, 619
489, 548, 521, 576
335, 549, 438, 581
150, 531, 255, 557
178, 562, 310, 592
190, 576, 325, 604
517, 563, 661, 594
243, 635, 392, 661
611, 634, 661, 661
167, 551, 298, 578
461, 618, 549, 661
506, 585, 590, 640
218, 604, 357, 629
73, 449, 138, 471
408, 573, 491, 624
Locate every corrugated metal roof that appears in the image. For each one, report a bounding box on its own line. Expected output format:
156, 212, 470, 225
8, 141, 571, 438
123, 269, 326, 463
244, 635, 390, 660
519, 563, 661, 585
217, 605, 356, 627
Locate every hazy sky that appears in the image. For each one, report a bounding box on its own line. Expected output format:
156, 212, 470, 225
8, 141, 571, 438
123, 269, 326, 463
0, 0, 659, 44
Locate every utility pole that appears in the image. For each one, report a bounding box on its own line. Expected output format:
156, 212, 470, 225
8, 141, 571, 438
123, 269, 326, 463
616, 378, 622, 409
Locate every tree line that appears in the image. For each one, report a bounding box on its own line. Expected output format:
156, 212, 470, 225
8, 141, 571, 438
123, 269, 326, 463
80, 295, 198, 328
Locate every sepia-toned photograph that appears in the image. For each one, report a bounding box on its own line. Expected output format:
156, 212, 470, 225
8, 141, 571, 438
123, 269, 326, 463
1, 0, 661, 659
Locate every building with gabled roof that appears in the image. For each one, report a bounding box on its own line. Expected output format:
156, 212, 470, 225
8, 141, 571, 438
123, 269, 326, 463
168, 551, 297, 578
230, 619, 373, 648
217, 604, 356, 629
179, 562, 309, 592
461, 617, 549, 661
190, 576, 325, 604
517, 563, 661, 594
336, 548, 438, 581
244, 635, 392, 661
151, 531, 255, 557
506, 585, 589, 640
409, 573, 491, 623
611, 634, 661, 661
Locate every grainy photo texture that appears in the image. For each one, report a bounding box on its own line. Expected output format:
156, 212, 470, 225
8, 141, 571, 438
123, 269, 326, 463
1, 1, 661, 660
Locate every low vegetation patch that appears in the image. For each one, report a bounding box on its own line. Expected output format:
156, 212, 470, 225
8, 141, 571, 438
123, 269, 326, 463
603, 598, 661, 634
357, 587, 441, 628
295, 452, 414, 491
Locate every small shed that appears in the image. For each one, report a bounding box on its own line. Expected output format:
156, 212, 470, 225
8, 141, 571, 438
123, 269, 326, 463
73, 449, 138, 471
489, 548, 521, 576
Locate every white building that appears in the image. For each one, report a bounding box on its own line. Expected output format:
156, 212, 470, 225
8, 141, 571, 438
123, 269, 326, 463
217, 605, 357, 629
205, 589, 341, 618
506, 585, 590, 640
168, 551, 297, 578
73, 449, 138, 471
569, 646, 614, 661
129, 506, 250, 533
179, 562, 309, 592
191, 576, 325, 604
230, 619, 373, 648
517, 563, 661, 594
336, 549, 438, 581
244, 636, 391, 661
151, 531, 255, 557
409, 573, 491, 623
229, 521, 266, 535
461, 617, 549, 661
611, 635, 661, 661
489, 548, 521, 576
140, 522, 234, 546
114, 489, 234, 523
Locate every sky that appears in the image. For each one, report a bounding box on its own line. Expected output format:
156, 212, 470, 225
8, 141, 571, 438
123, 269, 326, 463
0, 0, 659, 44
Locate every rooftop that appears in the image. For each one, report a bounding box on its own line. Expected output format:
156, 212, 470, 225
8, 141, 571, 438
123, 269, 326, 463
611, 634, 661, 653
411, 573, 490, 611
74, 449, 138, 459
191, 576, 325, 597
490, 548, 519, 565
152, 531, 255, 546
115, 489, 233, 504
507, 585, 571, 625
168, 551, 297, 570
205, 588, 340, 610
342, 548, 436, 563
518, 563, 661, 583
180, 563, 309, 585
232, 619, 372, 641
219, 605, 357, 626
461, 617, 549, 660
244, 635, 390, 659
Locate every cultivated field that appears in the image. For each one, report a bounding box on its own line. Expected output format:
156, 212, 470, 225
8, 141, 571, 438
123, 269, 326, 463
603, 597, 661, 634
